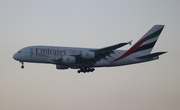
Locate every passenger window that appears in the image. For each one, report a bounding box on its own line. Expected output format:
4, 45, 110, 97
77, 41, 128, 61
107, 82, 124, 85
18, 51, 21, 53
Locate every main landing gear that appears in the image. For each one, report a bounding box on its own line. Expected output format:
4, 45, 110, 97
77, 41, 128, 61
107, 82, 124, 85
21, 62, 24, 69
77, 67, 95, 73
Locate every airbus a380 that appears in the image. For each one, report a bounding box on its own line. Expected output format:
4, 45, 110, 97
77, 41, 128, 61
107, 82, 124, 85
13, 25, 166, 73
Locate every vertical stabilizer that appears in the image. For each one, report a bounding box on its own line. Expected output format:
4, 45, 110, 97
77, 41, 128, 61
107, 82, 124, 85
112, 25, 164, 62
133, 25, 164, 54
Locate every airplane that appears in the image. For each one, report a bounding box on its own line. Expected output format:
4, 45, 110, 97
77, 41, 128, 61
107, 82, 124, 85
13, 25, 167, 73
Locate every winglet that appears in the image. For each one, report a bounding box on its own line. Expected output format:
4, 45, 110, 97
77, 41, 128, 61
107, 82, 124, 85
128, 40, 132, 45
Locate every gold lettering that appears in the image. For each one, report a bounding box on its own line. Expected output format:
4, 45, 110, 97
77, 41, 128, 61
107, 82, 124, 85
36, 48, 41, 54
49, 49, 52, 55
40, 49, 46, 54
57, 50, 60, 55
52, 49, 56, 55
35, 48, 66, 56
47, 49, 50, 54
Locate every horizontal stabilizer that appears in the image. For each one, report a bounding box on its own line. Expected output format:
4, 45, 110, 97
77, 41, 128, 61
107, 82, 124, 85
136, 52, 167, 59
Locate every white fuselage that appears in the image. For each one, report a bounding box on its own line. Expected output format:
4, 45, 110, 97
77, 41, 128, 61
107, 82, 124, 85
13, 45, 157, 69
12, 25, 165, 73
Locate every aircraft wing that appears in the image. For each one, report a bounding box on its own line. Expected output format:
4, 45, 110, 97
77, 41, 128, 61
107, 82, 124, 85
94, 41, 131, 54
51, 41, 131, 66
91, 41, 132, 61
75, 41, 132, 66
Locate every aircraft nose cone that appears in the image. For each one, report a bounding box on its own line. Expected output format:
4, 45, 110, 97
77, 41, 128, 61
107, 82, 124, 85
13, 53, 17, 60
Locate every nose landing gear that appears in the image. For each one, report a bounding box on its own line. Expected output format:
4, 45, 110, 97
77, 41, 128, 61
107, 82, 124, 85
21, 62, 24, 69
77, 67, 95, 73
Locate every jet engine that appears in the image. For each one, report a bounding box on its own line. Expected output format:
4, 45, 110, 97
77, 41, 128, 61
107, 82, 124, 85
56, 65, 69, 69
81, 51, 95, 59
62, 56, 76, 64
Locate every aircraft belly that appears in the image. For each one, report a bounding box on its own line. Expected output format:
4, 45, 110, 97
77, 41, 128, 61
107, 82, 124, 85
94, 59, 112, 67
94, 61, 104, 67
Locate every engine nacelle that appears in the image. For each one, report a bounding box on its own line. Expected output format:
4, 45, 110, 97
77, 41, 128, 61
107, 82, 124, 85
56, 65, 69, 69
81, 51, 95, 59
62, 56, 76, 64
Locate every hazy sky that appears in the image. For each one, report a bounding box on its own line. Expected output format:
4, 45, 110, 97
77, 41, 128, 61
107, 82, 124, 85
0, 0, 180, 110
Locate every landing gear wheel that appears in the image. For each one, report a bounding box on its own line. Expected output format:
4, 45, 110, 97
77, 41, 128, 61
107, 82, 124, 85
21, 62, 24, 69
21, 66, 24, 69
77, 67, 95, 73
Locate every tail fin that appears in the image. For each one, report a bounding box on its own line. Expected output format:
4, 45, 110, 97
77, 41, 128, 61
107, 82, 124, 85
132, 25, 164, 55
112, 25, 164, 62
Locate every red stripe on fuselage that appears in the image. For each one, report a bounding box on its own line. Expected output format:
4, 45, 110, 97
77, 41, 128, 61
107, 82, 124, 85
112, 36, 148, 62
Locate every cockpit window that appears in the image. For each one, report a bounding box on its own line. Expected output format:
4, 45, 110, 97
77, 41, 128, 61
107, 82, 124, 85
18, 51, 21, 53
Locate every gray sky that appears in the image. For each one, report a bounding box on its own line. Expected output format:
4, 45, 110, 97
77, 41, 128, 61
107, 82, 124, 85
0, 0, 180, 110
